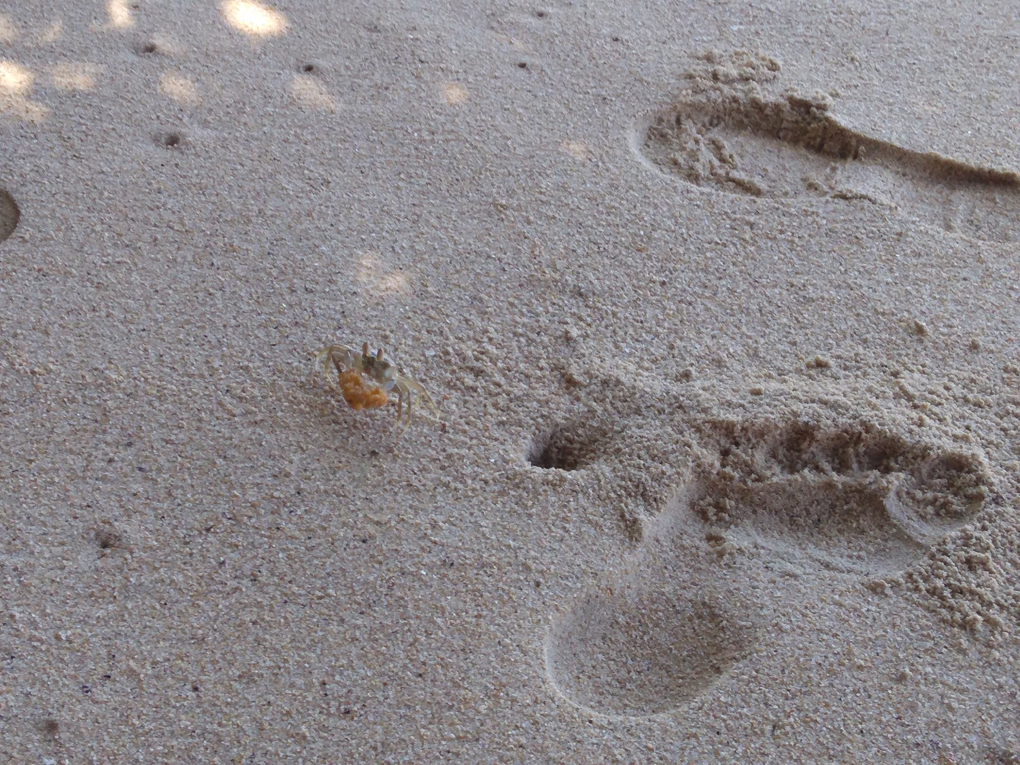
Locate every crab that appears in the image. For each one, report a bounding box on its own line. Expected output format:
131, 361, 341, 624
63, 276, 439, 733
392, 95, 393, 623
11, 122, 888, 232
314, 342, 439, 434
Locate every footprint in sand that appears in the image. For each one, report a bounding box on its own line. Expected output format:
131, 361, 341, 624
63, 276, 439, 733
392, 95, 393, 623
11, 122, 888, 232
545, 419, 989, 717
0, 188, 18, 245
638, 51, 1020, 243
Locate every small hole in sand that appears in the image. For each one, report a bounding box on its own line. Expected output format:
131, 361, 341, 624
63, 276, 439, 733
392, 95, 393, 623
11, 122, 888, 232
517, 61, 528, 69
137, 41, 158, 54
157, 131, 184, 149
301, 63, 316, 73
529, 425, 607, 471
95, 527, 123, 550
535, 10, 547, 18
0, 189, 19, 245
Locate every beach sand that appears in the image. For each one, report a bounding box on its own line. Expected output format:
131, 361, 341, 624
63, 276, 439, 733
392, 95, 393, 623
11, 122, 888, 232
2, 1, 1019, 761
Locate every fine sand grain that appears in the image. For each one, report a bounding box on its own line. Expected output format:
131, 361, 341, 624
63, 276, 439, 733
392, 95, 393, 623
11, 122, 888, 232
2, 1, 1020, 762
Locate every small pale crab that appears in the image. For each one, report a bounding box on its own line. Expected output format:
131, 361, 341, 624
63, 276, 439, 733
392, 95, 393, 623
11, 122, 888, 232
314, 342, 439, 434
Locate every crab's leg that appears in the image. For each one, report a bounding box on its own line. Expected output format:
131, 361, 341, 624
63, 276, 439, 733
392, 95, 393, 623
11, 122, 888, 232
313, 346, 337, 385
396, 383, 407, 428
401, 379, 439, 417
313, 345, 358, 388
406, 386, 417, 430
330, 352, 346, 380
392, 382, 422, 437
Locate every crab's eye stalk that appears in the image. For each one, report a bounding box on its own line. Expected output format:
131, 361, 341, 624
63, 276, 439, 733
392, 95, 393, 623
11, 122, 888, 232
362, 342, 370, 358
376, 348, 385, 362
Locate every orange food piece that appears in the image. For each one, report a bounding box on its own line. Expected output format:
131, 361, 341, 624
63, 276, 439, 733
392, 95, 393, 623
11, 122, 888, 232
338, 369, 389, 411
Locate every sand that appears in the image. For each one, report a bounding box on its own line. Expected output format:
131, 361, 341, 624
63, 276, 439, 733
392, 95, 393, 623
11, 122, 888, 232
2, 0, 1019, 761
